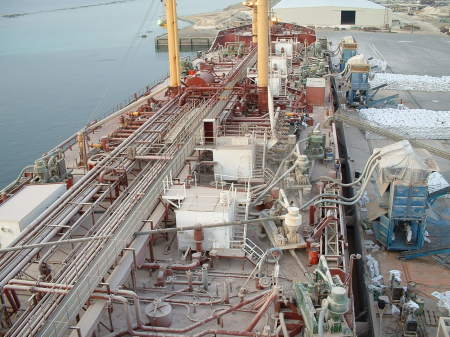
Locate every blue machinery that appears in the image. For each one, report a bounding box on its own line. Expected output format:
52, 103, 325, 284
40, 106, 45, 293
337, 36, 397, 108
343, 61, 397, 108
345, 63, 370, 107
373, 182, 428, 251
339, 37, 357, 72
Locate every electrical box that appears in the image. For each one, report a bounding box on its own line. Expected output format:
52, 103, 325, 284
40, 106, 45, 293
306, 78, 326, 106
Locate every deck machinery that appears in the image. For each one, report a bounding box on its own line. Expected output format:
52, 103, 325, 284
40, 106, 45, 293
336, 36, 397, 108
293, 257, 352, 337
338, 37, 358, 72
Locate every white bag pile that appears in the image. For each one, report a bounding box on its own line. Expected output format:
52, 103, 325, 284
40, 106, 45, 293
427, 172, 450, 194
359, 107, 450, 139
370, 73, 450, 92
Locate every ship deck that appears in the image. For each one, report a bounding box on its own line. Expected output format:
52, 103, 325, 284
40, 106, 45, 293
2, 23, 449, 337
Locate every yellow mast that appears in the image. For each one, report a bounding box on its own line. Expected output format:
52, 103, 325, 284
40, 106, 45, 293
243, 1, 258, 43
172, 0, 181, 86
252, 5, 258, 43
164, 0, 180, 92
257, 0, 269, 112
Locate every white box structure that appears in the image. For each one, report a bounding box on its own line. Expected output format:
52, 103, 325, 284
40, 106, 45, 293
168, 186, 246, 251
213, 136, 255, 181
0, 183, 66, 248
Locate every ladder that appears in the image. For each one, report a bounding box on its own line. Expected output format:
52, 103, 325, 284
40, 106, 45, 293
230, 182, 251, 248
242, 238, 265, 265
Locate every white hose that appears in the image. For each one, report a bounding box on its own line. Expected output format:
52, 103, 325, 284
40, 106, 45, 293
318, 300, 328, 337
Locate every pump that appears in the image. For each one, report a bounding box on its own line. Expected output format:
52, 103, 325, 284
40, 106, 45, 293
305, 127, 326, 160
293, 256, 352, 337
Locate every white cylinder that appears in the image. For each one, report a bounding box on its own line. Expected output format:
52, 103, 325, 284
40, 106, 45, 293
284, 207, 301, 244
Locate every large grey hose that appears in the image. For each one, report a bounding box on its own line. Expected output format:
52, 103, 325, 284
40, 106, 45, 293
252, 164, 297, 205
312, 161, 379, 207
298, 160, 379, 210
314, 149, 381, 187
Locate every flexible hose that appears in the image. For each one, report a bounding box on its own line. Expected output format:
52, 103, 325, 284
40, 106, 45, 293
314, 150, 381, 187
256, 147, 380, 208
251, 140, 305, 204
318, 300, 328, 337
298, 159, 379, 210
317, 158, 380, 203
252, 164, 297, 205
312, 161, 379, 207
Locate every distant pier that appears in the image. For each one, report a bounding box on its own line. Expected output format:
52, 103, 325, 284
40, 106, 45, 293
155, 33, 213, 48
154, 25, 219, 51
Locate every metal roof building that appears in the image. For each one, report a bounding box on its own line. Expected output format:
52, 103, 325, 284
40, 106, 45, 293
273, 0, 392, 28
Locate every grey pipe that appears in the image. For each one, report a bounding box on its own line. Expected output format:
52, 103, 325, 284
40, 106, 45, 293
0, 236, 111, 253
135, 216, 284, 236
252, 164, 297, 205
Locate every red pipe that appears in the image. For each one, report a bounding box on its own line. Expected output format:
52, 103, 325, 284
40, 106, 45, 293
112, 291, 269, 337
245, 291, 277, 331
4, 289, 19, 312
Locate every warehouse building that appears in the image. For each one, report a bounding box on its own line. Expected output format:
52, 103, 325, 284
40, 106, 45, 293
273, 0, 392, 28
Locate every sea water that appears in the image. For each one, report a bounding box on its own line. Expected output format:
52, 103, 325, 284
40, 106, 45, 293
0, 0, 238, 188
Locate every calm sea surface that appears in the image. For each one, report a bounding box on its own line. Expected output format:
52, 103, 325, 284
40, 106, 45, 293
0, 0, 238, 188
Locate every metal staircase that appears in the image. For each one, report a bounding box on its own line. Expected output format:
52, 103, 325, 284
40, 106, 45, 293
252, 143, 274, 183
230, 201, 248, 248
230, 181, 252, 249
242, 237, 265, 265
